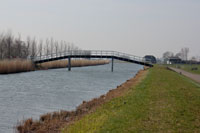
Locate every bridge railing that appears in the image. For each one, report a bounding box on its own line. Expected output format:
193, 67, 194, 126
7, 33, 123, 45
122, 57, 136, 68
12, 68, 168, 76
31, 50, 150, 64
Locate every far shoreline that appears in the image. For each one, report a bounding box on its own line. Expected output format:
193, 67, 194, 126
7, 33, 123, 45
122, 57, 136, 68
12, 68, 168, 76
0, 59, 110, 75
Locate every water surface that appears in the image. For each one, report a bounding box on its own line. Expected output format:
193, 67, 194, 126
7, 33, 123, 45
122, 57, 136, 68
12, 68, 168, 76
0, 63, 142, 133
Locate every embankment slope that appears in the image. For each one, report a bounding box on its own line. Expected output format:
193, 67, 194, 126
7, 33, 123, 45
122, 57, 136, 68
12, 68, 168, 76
17, 67, 148, 133
64, 66, 200, 133
17, 66, 200, 133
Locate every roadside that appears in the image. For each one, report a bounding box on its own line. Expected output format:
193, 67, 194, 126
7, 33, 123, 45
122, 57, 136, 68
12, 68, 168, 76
64, 66, 200, 133
168, 64, 200, 75
168, 67, 200, 83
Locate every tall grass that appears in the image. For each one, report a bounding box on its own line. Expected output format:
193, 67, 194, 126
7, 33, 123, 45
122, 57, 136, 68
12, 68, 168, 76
0, 59, 34, 74
0, 59, 110, 74
40, 59, 110, 69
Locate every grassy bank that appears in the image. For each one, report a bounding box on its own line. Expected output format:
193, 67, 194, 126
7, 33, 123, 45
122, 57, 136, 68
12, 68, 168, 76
0, 59, 109, 74
168, 64, 200, 74
63, 66, 200, 132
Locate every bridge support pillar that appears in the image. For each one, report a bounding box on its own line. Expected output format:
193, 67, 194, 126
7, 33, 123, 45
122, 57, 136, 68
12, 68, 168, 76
111, 57, 114, 72
68, 57, 71, 71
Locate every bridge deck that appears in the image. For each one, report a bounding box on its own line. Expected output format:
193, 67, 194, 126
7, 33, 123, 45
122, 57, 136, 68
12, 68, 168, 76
32, 50, 153, 67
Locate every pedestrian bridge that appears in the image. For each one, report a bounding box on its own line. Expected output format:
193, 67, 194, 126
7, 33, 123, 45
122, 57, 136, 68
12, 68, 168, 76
32, 50, 153, 71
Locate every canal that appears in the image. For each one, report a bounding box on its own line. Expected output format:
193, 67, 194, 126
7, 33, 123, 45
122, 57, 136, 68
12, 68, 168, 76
0, 63, 142, 133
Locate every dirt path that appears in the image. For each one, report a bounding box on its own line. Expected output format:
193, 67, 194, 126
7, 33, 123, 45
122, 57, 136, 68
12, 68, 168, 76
168, 67, 200, 83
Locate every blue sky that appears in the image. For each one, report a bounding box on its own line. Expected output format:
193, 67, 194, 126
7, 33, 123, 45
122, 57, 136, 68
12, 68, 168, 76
0, 0, 199, 58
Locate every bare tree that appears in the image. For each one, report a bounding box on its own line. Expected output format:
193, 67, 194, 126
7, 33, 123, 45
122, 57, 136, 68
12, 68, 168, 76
45, 38, 50, 56
20, 41, 28, 59
185, 48, 189, 60
0, 33, 4, 59
38, 39, 43, 59
181, 47, 189, 60
59, 40, 64, 56
25, 36, 32, 58
30, 38, 37, 59
64, 41, 67, 53
5, 32, 13, 59
50, 37, 54, 57
197, 56, 200, 62
54, 41, 59, 57
15, 34, 22, 58
163, 51, 174, 59
0, 31, 81, 60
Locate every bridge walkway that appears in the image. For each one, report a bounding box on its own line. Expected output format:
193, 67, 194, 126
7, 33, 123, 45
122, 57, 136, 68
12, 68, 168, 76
32, 50, 153, 71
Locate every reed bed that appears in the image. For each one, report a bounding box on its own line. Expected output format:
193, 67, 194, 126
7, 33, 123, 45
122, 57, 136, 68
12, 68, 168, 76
0, 59, 34, 74
40, 59, 110, 69
0, 59, 109, 74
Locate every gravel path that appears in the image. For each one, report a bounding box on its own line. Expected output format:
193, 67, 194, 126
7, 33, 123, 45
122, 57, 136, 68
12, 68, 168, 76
168, 67, 200, 83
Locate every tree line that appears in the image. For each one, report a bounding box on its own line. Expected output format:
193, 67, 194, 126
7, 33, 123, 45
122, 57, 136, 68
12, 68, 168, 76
163, 47, 190, 61
0, 32, 89, 60
162, 47, 200, 62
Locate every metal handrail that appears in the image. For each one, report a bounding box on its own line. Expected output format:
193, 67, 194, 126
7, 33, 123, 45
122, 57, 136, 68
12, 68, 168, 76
30, 50, 151, 64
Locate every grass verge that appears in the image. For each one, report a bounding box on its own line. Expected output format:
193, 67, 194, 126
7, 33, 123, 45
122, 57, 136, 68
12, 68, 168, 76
63, 66, 200, 133
168, 64, 200, 74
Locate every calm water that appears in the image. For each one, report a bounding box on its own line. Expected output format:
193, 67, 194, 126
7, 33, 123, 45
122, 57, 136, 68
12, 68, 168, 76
0, 63, 142, 133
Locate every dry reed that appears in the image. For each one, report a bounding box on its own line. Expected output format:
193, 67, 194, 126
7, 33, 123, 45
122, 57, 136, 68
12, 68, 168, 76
0, 59, 109, 74
40, 59, 110, 69
0, 59, 35, 74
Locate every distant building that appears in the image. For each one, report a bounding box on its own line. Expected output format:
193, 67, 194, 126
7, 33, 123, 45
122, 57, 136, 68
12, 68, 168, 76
164, 57, 200, 64
166, 57, 182, 64
144, 55, 157, 64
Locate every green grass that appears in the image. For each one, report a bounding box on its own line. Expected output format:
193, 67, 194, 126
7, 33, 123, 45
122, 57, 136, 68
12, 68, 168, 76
169, 64, 200, 74
62, 66, 200, 133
